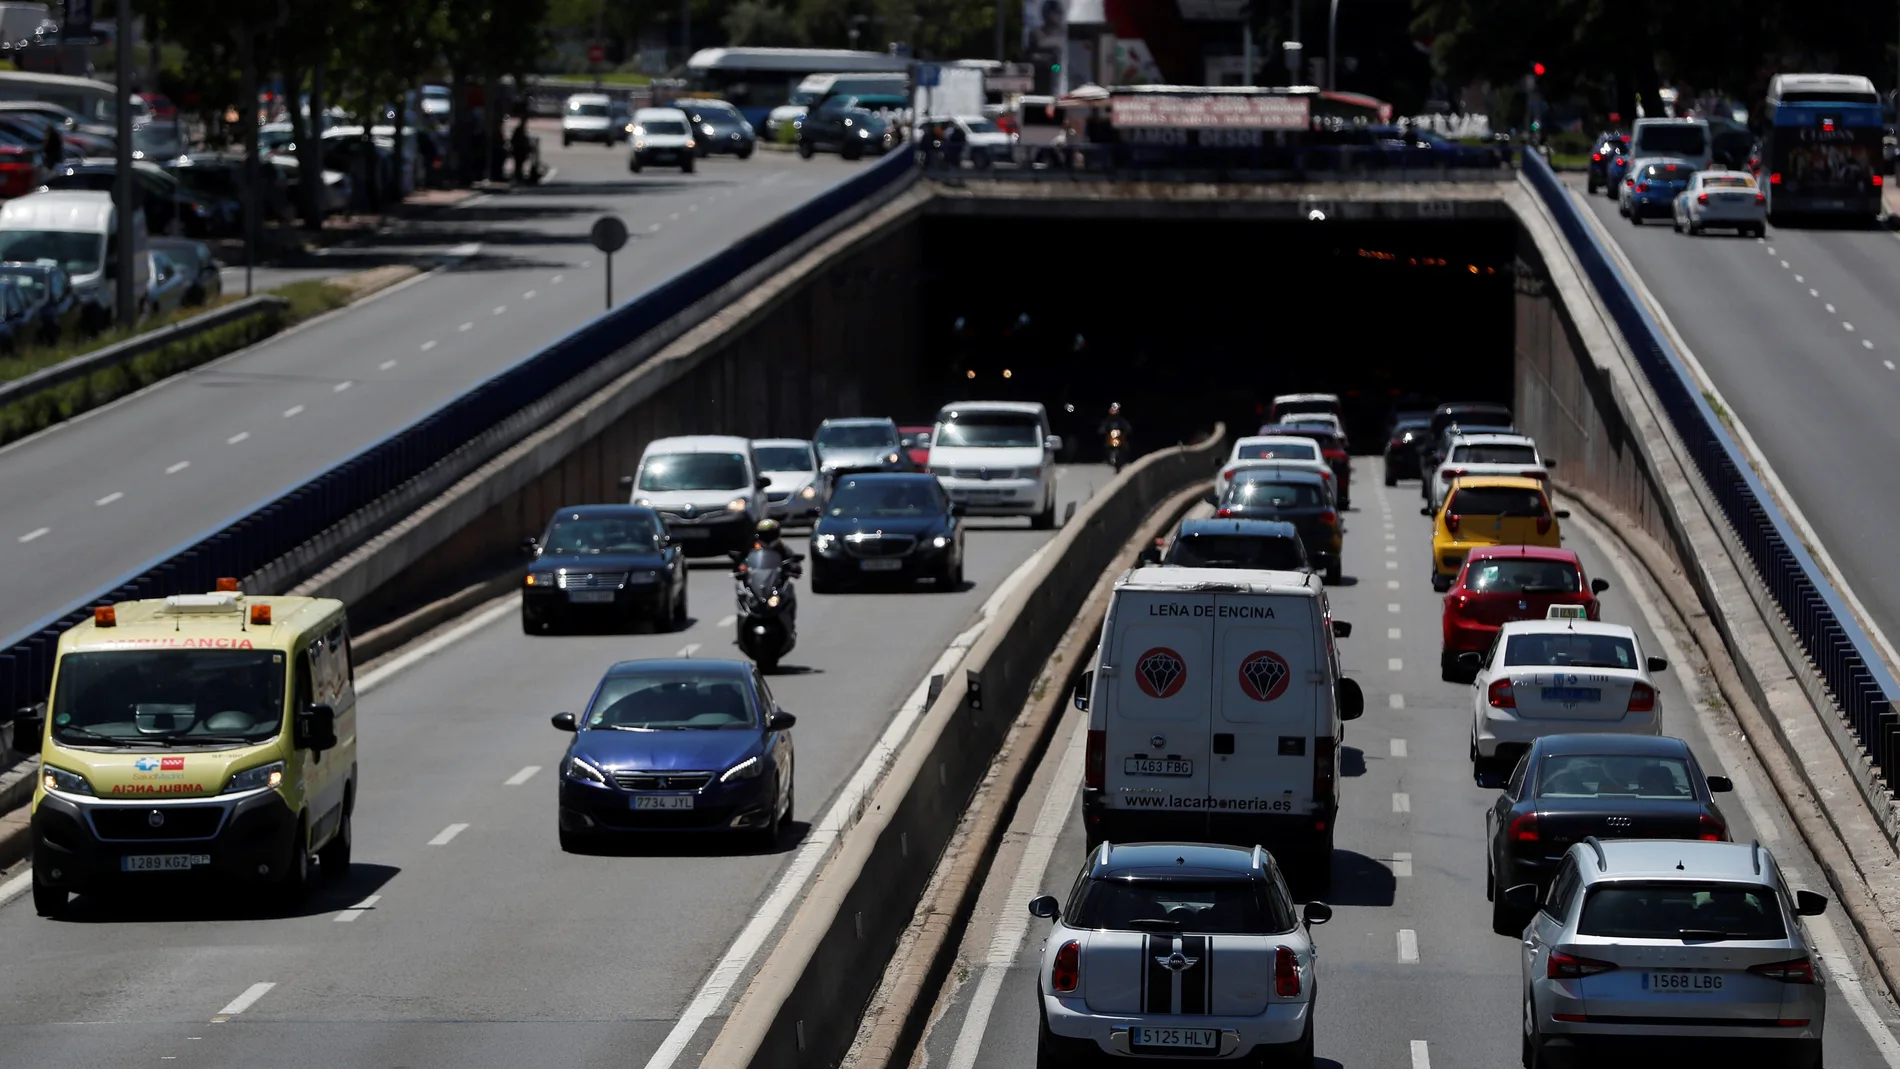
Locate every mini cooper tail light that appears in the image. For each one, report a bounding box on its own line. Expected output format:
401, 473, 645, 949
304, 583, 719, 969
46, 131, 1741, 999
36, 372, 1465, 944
1275, 945, 1300, 996
1052, 940, 1081, 992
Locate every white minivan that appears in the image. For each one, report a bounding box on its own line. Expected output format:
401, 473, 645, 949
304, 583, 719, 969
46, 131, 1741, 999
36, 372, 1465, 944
1072, 567, 1364, 882
629, 107, 696, 173
622, 435, 769, 556
926, 400, 1061, 529
1630, 117, 1712, 171
0, 190, 148, 329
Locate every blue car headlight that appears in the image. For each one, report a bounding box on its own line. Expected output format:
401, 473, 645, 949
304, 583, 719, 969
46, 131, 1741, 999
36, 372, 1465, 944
932, 535, 950, 549
813, 533, 839, 554
720, 755, 764, 782
563, 755, 607, 786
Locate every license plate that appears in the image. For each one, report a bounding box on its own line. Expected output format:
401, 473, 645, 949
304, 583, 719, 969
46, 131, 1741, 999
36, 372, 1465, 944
958, 488, 1005, 496
1130, 1026, 1218, 1051
859, 559, 904, 571
567, 591, 616, 603
1541, 687, 1601, 703
1644, 971, 1723, 992
632, 795, 695, 810
1124, 757, 1193, 777
669, 527, 710, 539
122, 854, 210, 872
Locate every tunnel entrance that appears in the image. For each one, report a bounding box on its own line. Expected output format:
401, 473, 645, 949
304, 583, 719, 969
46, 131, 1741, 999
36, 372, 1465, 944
914, 214, 1517, 458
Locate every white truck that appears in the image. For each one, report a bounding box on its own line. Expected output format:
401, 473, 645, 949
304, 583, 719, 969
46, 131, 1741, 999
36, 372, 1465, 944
1073, 567, 1364, 883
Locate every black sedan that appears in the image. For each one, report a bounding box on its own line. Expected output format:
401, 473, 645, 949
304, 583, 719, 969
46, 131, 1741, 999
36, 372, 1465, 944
808, 473, 964, 592
1484, 733, 1733, 934
520, 505, 689, 634
675, 98, 756, 159
1383, 417, 1431, 485
1216, 468, 1341, 583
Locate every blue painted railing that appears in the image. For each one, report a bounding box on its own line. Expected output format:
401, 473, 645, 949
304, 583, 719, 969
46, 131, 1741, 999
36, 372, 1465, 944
1521, 150, 1900, 784
0, 149, 916, 718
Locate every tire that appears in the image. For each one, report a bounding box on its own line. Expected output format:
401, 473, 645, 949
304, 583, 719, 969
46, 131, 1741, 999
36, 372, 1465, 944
558, 828, 589, 853
1689, 221, 1703, 236
758, 653, 779, 674
1586, 178, 1599, 194
1272, 1013, 1316, 1069
629, 156, 642, 173
757, 776, 786, 847
1384, 468, 1397, 487
31, 857, 65, 917
1630, 211, 1642, 226
1673, 215, 1683, 233
1441, 650, 1462, 683
1031, 497, 1057, 530
952, 559, 964, 588
1324, 560, 1342, 585
673, 586, 689, 630
521, 606, 541, 634
1432, 573, 1452, 593
1492, 887, 1523, 935
562, 134, 571, 147
841, 142, 862, 161
938, 559, 958, 589
1298, 835, 1334, 897
797, 139, 814, 159
277, 817, 310, 908
318, 802, 353, 881
810, 570, 838, 594
1036, 1002, 1080, 1069
737, 146, 754, 159
681, 156, 694, 174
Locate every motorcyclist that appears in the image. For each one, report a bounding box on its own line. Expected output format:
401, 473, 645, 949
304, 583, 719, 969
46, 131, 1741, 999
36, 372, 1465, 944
740, 519, 801, 631
1098, 403, 1132, 464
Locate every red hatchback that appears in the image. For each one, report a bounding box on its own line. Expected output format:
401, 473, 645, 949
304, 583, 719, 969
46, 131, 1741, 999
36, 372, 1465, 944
898, 425, 932, 470
1440, 545, 1608, 680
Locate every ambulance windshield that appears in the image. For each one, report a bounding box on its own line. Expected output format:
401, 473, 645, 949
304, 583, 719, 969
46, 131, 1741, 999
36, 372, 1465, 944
51, 649, 288, 746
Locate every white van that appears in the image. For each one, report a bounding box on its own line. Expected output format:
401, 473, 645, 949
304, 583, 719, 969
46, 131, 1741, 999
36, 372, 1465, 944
1072, 567, 1364, 881
1631, 117, 1712, 171
926, 400, 1061, 529
0, 190, 148, 328
622, 435, 769, 556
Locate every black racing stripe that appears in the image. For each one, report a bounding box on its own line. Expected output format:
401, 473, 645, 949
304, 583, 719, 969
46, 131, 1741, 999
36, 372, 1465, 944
1144, 934, 1173, 1014
1178, 935, 1209, 1015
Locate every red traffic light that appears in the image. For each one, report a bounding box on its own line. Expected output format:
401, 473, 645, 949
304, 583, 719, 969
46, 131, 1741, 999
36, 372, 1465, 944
1532, 62, 1546, 76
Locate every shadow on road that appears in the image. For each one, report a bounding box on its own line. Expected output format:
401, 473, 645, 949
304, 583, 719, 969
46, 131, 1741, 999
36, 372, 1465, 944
51, 862, 402, 923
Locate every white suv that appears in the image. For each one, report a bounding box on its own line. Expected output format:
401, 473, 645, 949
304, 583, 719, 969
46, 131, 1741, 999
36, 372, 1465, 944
630, 107, 696, 173
926, 401, 1061, 529
562, 93, 624, 146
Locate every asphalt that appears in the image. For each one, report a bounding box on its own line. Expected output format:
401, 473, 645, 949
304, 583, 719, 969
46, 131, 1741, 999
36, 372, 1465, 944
1565, 174, 1900, 668
920, 460, 1900, 1069
0, 466, 1113, 1067
0, 138, 871, 645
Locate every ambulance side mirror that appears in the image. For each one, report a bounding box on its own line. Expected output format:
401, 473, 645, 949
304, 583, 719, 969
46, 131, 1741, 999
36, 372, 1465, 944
1337, 677, 1364, 721
1072, 670, 1093, 712
11, 701, 45, 748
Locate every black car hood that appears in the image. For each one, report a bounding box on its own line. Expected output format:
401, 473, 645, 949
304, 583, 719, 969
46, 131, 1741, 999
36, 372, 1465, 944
813, 514, 946, 538
531, 550, 668, 574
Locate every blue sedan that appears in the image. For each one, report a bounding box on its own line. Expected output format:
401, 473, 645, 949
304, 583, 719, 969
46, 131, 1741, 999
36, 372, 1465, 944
552, 658, 795, 849
1619, 157, 1697, 222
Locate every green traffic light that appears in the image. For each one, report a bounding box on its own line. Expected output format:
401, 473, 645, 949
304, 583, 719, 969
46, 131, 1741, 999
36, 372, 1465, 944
1052, 63, 1061, 72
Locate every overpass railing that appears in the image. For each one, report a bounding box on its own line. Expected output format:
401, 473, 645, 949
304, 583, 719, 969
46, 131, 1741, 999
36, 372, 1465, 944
1522, 149, 1900, 789
0, 147, 917, 725
921, 142, 1514, 182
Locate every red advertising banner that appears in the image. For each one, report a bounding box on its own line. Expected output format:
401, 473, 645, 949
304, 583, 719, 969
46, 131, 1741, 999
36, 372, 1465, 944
1110, 94, 1310, 130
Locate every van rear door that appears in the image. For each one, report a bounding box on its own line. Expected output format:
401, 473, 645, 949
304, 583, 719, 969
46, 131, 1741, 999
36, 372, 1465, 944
1209, 594, 1317, 815
1104, 589, 1214, 812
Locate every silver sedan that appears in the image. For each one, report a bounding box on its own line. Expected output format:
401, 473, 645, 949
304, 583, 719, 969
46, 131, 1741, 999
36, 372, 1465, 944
1674, 170, 1767, 237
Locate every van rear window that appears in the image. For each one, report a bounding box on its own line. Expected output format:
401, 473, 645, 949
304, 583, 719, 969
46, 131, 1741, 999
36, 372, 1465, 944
1636, 126, 1707, 155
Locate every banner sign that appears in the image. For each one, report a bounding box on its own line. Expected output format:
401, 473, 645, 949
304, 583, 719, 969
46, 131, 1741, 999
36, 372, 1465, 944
1110, 94, 1310, 130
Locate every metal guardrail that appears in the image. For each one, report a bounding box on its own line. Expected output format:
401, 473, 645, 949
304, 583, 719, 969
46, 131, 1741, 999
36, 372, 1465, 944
918, 143, 1514, 183
0, 147, 917, 721
0, 295, 289, 407
1521, 150, 1900, 786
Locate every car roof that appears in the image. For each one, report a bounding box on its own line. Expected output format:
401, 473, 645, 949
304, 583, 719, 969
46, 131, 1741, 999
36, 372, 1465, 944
1450, 432, 1535, 447
938, 400, 1045, 417
1177, 518, 1299, 538
1256, 423, 1337, 437
1497, 618, 1637, 640
1582, 839, 1775, 885
1089, 841, 1272, 880
644, 434, 752, 454
1448, 474, 1545, 491
751, 437, 812, 449
635, 107, 687, 118
1235, 467, 1325, 485
1236, 435, 1321, 449
0, 190, 115, 229
819, 416, 897, 427
568, 92, 612, 103
1117, 566, 1316, 595
603, 657, 753, 679
546, 504, 662, 522
1273, 392, 1339, 404
1533, 733, 1691, 759
1465, 544, 1579, 563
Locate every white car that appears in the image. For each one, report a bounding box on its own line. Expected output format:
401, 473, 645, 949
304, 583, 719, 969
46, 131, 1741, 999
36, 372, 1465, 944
622, 434, 768, 557
1215, 435, 1332, 501
753, 438, 823, 523
1674, 170, 1767, 237
923, 113, 1016, 166
629, 106, 696, 173
1465, 616, 1667, 778
1428, 432, 1548, 513
1269, 392, 1341, 425
1030, 842, 1330, 1066
562, 93, 625, 146
926, 400, 1060, 528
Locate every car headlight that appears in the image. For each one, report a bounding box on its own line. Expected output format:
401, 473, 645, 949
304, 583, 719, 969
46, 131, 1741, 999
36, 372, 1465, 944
224, 760, 285, 794
563, 755, 607, 786
702, 123, 715, 135
798, 485, 817, 499
932, 535, 949, 549
720, 755, 763, 782
635, 497, 653, 506
632, 125, 645, 137
858, 128, 870, 139
813, 533, 838, 553
42, 764, 92, 795
885, 452, 901, 465
687, 139, 696, 149
727, 498, 748, 512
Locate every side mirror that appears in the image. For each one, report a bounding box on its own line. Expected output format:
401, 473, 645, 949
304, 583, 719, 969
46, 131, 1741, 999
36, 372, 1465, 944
767, 710, 797, 731
1136, 546, 1162, 566
1337, 677, 1364, 721
1420, 506, 1433, 517
551, 712, 578, 732
520, 536, 538, 556
1457, 651, 1483, 671
950, 502, 967, 516
1072, 669, 1093, 712
1647, 656, 1669, 673
1332, 620, 1352, 638
727, 550, 747, 563
1045, 434, 1063, 452
1590, 578, 1610, 595
1706, 775, 1733, 794
1795, 889, 1829, 917
1203, 490, 1220, 506
1028, 894, 1061, 918
1553, 509, 1571, 520
13, 701, 45, 747
1503, 884, 1541, 913
1302, 901, 1332, 926
756, 475, 771, 490
1544, 458, 1558, 468
618, 474, 634, 491
297, 702, 338, 751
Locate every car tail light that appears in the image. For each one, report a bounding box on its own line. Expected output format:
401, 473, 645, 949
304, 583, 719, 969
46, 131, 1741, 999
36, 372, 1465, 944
1770, 172, 1782, 185
1085, 730, 1105, 789
1627, 682, 1655, 713
1698, 813, 1728, 841
1052, 940, 1081, 992
1488, 678, 1515, 708
1637, 181, 1650, 193
1548, 950, 1618, 979
1223, 468, 1235, 481
1625, 177, 1634, 187
1440, 468, 1467, 482
1275, 945, 1301, 996
1453, 593, 1469, 610
1591, 152, 1602, 162
1876, 175, 1886, 188
1756, 193, 1766, 206
1508, 812, 1538, 842
1749, 957, 1815, 984
1536, 514, 1551, 535
1445, 513, 1460, 533
1216, 507, 1234, 518
1319, 509, 1337, 527
1697, 192, 1709, 204
1313, 736, 1336, 804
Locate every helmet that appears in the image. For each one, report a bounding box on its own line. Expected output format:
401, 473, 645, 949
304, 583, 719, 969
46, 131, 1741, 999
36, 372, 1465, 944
1108, 402, 1121, 415
755, 519, 783, 546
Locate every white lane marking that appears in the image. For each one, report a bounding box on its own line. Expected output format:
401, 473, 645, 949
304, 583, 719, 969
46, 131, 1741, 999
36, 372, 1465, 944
524, 290, 537, 300
0, 869, 30, 908
357, 600, 516, 694
334, 893, 382, 922
1387, 627, 1401, 640
669, 212, 680, 221
283, 405, 303, 418
492, 305, 506, 316
716, 615, 736, 629
552, 274, 564, 284
1397, 929, 1419, 962
428, 823, 469, 846
1810, 288, 1820, 297
166, 461, 189, 474
226, 432, 249, 444
446, 242, 481, 258
420, 339, 436, 351
1386, 560, 1399, 570
1390, 738, 1408, 757
1387, 602, 1401, 613
1767, 246, 1777, 254
1825, 303, 1836, 313
380, 359, 399, 371
95, 492, 122, 506
1844, 322, 1856, 332
1384, 545, 1396, 554
1384, 531, 1395, 539
1389, 693, 1405, 709
1387, 657, 1402, 671
640, 539, 1058, 1069
1887, 361, 1896, 371
689, 203, 699, 212
677, 642, 702, 658
944, 719, 1088, 1069
583, 261, 593, 268
458, 321, 472, 332
1780, 259, 1789, 268
1393, 852, 1414, 878
1411, 1039, 1431, 1069
649, 223, 661, 232
333, 381, 353, 393
1386, 580, 1399, 589
504, 765, 541, 786
1392, 792, 1410, 813
1865, 340, 1877, 350
213, 982, 276, 1020
1795, 274, 1805, 283
17, 527, 47, 543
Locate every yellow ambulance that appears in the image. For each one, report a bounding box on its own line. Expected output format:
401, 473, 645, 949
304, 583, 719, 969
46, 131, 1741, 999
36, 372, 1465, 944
14, 580, 357, 916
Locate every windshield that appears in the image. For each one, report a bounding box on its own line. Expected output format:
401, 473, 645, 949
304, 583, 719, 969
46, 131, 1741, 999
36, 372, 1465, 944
1068, 878, 1295, 935
1703, 175, 1754, 188
0, 229, 102, 276
638, 452, 748, 492
1167, 534, 1306, 570
1636, 126, 1707, 155
585, 672, 757, 731
1451, 444, 1537, 465
1466, 558, 1580, 594
1504, 632, 1638, 669
173, 166, 242, 197
963, 117, 999, 133
1537, 754, 1693, 800
1227, 480, 1324, 508
642, 120, 688, 135
543, 514, 661, 554
569, 102, 610, 117
827, 478, 943, 518
51, 649, 287, 746
1578, 883, 1785, 940
816, 423, 898, 451
0, 267, 45, 301
1238, 442, 1317, 461
755, 444, 815, 471
935, 415, 1042, 448
1448, 487, 1548, 517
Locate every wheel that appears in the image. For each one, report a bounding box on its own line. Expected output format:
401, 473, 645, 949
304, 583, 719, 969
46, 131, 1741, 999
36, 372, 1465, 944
1673, 215, 1683, 233
1036, 1002, 1080, 1069
1432, 573, 1452, 593
797, 139, 814, 159
1298, 835, 1334, 897
1629, 211, 1642, 226
558, 828, 589, 853
1275, 1013, 1316, 1069
971, 148, 991, 169
562, 134, 571, 147
1384, 468, 1397, 487
952, 559, 964, 588
277, 818, 310, 907
672, 586, 689, 630
681, 156, 694, 174
31, 856, 65, 917
1689, 221, 1703, 235
757, 776, 786, 847
938, 559, 958, 589
629, 156, 642, 173
810, 570, 838, 594
1486, 854, 1495, 901
1586, 178, 1599, 194
737, 146, 754, 159
1324, 561, 1342, 585
1441, 650, 1463, 683
1492, 886, 1523, 935
318, 803, 353, 881
520, 606, 541, 634
1031, 498, 1056, 530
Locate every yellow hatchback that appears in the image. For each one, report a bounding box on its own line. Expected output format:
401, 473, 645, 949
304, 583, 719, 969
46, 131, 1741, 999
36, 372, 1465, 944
1425, 475, 1567, 592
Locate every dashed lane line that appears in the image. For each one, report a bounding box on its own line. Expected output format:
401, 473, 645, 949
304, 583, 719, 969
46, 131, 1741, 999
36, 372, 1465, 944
334, 893, 381, 923
427, 823, 469, 846
505, 765, 541, 786
212, 982, 276, 1022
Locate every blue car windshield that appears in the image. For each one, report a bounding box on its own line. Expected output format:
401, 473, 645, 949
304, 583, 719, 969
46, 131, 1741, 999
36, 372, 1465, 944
586, 673, 756, 731
828, 478, 944, 518
544, 515, 660, 554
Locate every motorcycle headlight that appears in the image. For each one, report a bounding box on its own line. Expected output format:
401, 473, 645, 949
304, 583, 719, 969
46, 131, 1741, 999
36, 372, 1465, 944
766, 594, 780, 608
727, 498, 748, 512
41, 764, 93, 796
720, 755, 763, 782
224, 760, 285, 794
799, 485, 817, 499
932, 535, 949, 549
563, 755, 607, 786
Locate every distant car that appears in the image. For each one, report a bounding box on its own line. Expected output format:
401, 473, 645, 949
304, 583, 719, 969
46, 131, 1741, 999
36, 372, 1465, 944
918, 113, 1016, 167
150, 237, 221, 306
897, 425, 933, 468
1140, 516, 1310, 572
162, 156, 244, 237
1428, 475, 1565, 592
552, 658, 795, 848
1620, 157, 1698, 223
520, 504, 688, 633
629, 106, 696, 173
798, 98, 892, 160
1586, 131, 1629, 194
1467, 617, 1667, 778
1216, 468, 1341, 583
814, 416, 907, 487
674, 98, 755, 158
1216, 437, 1336, 504
1383, 417, 1431, 484
1442, 545, 1608, 680
753, 438, 822, 522
1270, 392, 1342, 424
145, 249, 188, 316
1254, 422, 1350, 508
0, 276, 32, 352
1604, 151, 1633, 196
562, 92, 625, 146
808, 472, 964, 592
1428, 431, 1548, 513
0, 259, 79, 345
1674, 169, 1767, 237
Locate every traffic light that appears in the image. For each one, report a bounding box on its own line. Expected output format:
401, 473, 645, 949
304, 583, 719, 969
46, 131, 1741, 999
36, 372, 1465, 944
1531, 61, 1545, 77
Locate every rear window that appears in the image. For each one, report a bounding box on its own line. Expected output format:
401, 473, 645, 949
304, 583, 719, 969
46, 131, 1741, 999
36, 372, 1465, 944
569, 102, 609, 117
1636, 125, 1708, 155
1504, 632, 1638, 670
1238, 442, 1318, 461
1536, 755, 1693, 799
1447, 487, 1547, 517
754, 444, 814, 471
1466, 558, 1579, 594
1228, 480, 1325, 508
1578, 883, 1785, 940
1641, 163, 1691, 180
1067, 878, 1295, 935
1167, 533, 1307, 570
1703, 175, 1753, 188
1451, 444, 1537, 465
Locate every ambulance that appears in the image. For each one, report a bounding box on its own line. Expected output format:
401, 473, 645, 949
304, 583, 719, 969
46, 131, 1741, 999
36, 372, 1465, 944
12, 580, 357, 916
1071, 567, 1364, 882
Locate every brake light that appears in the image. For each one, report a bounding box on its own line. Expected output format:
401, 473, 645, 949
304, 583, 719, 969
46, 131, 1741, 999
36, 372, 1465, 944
1591, 152, 1602, 162
1440, 467, 1467, 482
1323, 449, 1347, 462
1445, 513, 1460, 533
1536, 514, 1551, 535
1749, 957, 1815, 984
1318, 509, 1337, 527
1697, 192, 1709, 204
1548, 950, 1618, 979
1637, 181, 1650, 193
1876, 175, 1886, 188
1626, 682, 1655, 713
1052, 939, 1081, 992
1698, 813, 1728, 841
1216, 507, 1234, 518
1756, 193, 1766, 206
1508, 811, 1538, 843
1770, 172, 1782, 185
1223, 469, 1235, 481
1625, 177, 1634, 187
1275, 945, 1301, 996
1085, 730, 1105, 789
1488, 678, 1515, 708
1313, 736, 1336, 804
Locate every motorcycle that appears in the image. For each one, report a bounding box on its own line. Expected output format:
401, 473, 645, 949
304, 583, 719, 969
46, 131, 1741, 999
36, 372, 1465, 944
1105, 428, 1126, 473
730, 547, 801, 672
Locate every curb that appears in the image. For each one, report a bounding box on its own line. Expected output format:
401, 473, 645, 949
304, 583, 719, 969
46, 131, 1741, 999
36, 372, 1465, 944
351, 569, 524, 666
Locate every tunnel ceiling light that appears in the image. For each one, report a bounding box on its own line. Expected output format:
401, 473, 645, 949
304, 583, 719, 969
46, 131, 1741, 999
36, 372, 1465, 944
1307, 208, 1327, 221
1002, 369, 1012, 379
966, 369, 976, 379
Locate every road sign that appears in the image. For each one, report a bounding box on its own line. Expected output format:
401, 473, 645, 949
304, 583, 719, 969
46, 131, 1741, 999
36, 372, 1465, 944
916, 63, 940, 88
590, 215, 628, 253
588, 44, 606, 65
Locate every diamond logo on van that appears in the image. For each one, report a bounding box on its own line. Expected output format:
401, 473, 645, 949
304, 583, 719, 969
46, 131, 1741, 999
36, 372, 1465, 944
1135, 647, 1187, 699
1237, 650, 1292, 702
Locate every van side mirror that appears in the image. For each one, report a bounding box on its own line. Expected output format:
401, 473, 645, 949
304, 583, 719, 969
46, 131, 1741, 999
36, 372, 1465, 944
297, 702, 337, 752
1795, 890, 1828, 916
1705, 775, 1733, 794
1302, 901, 1332, 926
1204, 490, 1220, 506
1337, 677, 1364, 720
1420, 506, 1433, 516
12, 701, 45, 747
1554, 509, 1571, 520
1028, 894, 1061, 918
521, 536, 538, 556
1072, 670, 1093, 712
1503, 884, 1541, 913
1332, 620, 1352, 638
756, 475, 771, 490
1647, 656, 1668, 673
1045, 434, 1063, 452
1136, 546, 1161, 566
618, 475, 635, 491
1590, 578, 1610, 595
551, 712, 578, 732
1544, 458, 1557, 468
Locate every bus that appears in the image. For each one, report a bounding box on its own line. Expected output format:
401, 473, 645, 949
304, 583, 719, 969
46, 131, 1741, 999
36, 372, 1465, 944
684, 47, 909, 127
1760, 73, 1883, 222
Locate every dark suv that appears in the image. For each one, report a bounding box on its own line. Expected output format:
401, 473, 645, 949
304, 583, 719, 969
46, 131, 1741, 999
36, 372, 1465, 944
1586, 131, 1628, 194
796, 97, 894, 160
